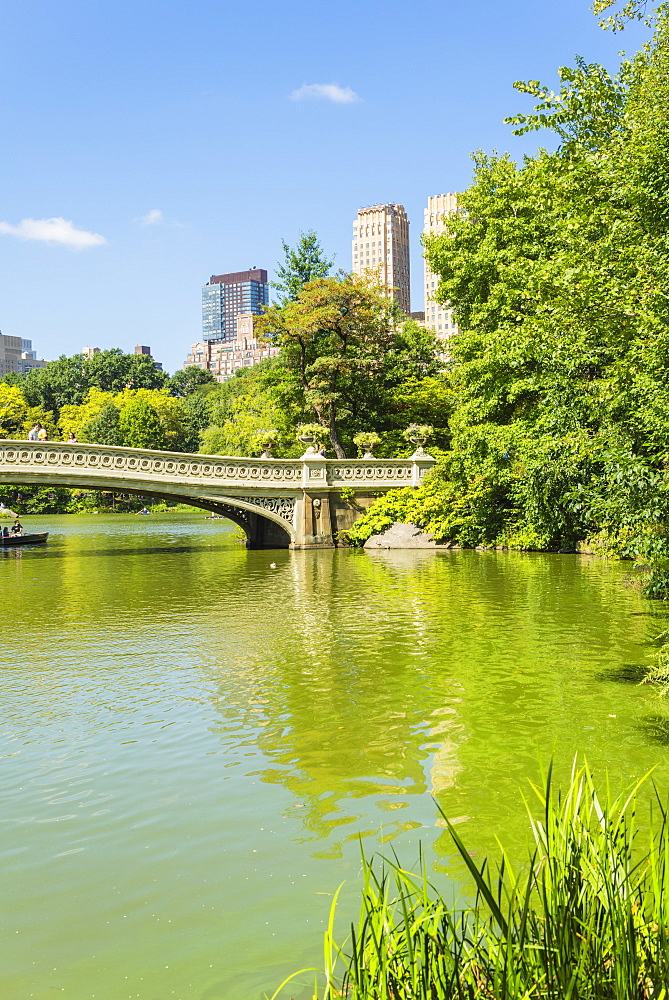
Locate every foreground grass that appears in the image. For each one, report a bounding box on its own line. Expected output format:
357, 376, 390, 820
273, 763, 669, 1000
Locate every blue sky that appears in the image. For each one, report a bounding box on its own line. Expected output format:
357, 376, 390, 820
0, 0, 650, 373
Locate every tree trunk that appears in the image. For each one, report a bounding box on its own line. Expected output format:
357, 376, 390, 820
328, 403, 346, 458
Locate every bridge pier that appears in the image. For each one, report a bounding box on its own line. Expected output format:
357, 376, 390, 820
246, 510, 292, 549
293, 493, 335, 549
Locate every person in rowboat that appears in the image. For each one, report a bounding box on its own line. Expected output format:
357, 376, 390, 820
10, 519, 23, 536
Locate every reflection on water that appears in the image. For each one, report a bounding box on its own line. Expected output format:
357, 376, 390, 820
1, 514, 668, 999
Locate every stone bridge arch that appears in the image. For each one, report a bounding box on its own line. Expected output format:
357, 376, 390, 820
0, 442, 435, 549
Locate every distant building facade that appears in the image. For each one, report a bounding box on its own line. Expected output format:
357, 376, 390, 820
185, 313, 279, 383
351, 204, 411, 314
423, 194, 459, 354
0, 333, 47, 376
202, 269, 269, 344
134, 345, 163, 370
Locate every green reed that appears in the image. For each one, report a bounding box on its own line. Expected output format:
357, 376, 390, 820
271, 762, 669, 1000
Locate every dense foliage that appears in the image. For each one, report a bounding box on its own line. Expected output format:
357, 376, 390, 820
256, 275, 444, 457
169, 365, 216, 397
16, 348, 170, 411
350, 10, 669, 585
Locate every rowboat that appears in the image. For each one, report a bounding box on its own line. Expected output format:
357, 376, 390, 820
0, 532, 49, 547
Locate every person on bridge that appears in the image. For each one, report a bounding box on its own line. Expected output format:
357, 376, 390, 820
27, 424, 39, 441
66, 432, 78, 443
37, 426, 48, 441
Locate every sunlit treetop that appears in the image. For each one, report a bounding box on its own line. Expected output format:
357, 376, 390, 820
592, 0, 664, 31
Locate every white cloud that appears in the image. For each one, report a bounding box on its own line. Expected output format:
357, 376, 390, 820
133, 208, 189, 229
136, 208, 164, 226
0, 217, 107, 250
290, 83, 360, 104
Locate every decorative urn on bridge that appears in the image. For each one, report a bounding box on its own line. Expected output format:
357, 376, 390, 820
296, 423, 324, 457
353, 431, 381, 459
256, 429, 280, 460
404, 423, 433, 457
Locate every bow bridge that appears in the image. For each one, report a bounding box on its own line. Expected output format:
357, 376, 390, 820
0, 441, 435, 549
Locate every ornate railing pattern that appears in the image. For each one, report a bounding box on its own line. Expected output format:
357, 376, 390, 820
329, 463, 413, 482
0, 445, 300, 483
235, 496, 296, 520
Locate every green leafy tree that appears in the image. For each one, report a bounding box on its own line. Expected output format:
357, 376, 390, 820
200, 367, 297, 457
113, 388, 193, 451
350, 12, 669, 568
86, 350, 169, 393
0, 486, 74, 515
204, 367, 264, 426
272, 231, 334, 304
118, 398, 166, 450
177, 391, 214, 452
257, 276, 440, 457
0, 384, 55, 440
19, 349, 168, 413
503, 55, 635, 150
169, 366, 216, 397
81, 402, 123, 446
20, 355, 89, 410
0, 384, 29, 438
181, 392, 212, 432
59, 388, 115, 440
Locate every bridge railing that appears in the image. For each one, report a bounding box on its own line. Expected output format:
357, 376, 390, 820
0, 441, 436, 491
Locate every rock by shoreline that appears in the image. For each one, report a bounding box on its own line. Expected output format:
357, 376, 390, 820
363, 522, 455, 550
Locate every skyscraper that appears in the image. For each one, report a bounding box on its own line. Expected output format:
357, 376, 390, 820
423, 194, 459, 350
202, 269, 269, 343
351, 204, 410, 314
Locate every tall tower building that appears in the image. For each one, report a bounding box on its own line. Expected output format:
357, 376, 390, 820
351, 204, 410, 314
202, 269, 269, 343
423, 194, 459, 350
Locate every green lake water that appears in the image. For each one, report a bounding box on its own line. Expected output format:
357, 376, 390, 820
2, 513, 669, 999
